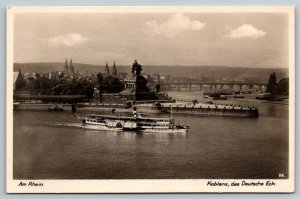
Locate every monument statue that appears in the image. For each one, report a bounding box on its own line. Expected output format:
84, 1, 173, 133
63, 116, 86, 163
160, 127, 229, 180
131, 60, 142, 76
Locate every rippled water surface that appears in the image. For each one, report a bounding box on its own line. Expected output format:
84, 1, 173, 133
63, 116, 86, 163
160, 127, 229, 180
13, 92, 289, 179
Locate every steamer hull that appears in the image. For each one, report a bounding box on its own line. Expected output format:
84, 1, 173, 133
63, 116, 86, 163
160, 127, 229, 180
78, 113, 188, 133
164, 107, 259, 118
161, 102, 259, 118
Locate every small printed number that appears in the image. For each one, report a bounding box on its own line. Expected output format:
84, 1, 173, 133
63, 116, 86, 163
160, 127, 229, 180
279, 173, 285, 178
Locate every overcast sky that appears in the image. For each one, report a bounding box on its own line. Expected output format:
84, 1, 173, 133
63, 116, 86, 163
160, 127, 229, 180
14, 12, 289, 68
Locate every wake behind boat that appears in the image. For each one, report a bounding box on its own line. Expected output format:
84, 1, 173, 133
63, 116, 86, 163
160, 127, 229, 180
76, 108, 188, 133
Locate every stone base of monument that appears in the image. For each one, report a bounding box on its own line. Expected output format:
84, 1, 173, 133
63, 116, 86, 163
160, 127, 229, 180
135, 75, 158, 101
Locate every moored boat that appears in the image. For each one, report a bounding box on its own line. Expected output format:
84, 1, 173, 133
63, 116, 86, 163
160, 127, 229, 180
133, 102, 166, 114
160, 101, 259, 118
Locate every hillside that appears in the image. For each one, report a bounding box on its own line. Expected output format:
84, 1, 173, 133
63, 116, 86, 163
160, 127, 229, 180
13, 62, 289, 83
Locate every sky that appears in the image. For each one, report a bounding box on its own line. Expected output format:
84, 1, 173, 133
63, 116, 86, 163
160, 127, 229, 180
14, 11, 290, 68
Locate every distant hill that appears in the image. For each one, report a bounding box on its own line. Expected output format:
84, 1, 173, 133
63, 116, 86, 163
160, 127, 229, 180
13, 62, 288, 83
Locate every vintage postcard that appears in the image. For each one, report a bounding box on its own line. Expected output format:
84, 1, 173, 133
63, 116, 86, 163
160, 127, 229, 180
6, 6, 295, 193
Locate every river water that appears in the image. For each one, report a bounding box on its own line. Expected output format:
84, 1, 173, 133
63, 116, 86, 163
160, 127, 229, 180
13, 91, 289, 179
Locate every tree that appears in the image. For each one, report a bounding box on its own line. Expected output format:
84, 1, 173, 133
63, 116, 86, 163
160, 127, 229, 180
52, 84, 63, 95
266, 72, 277, 94
101, 75, 125, 93
275, 78, 289, 95
15, 74, 26, 90
97, 73, 103, 103
82, 84, 94, 99
39, 76, 51, 94
155, 84, 161, 93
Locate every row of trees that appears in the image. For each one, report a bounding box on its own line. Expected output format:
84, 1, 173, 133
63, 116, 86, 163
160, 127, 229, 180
97, 73, 125, 93
18, 72, 125, 100
266, 72, 289, 95
28, 77, 94, 99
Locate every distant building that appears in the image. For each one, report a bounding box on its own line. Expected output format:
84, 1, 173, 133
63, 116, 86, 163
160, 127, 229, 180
42, 71, 56, 80
58, 71, 64, 78
111, 61, 117, 77
123, 66, 136, 89
104, 61, 110, 76
13, 69, 25, 91
64, 58, 69, 75
124, 78, 136, 89
23, 72, 39, 81
13, 72, 19, 91
63, 58, 75, 77
69, 58, 75, 75
23, 72, 31, 80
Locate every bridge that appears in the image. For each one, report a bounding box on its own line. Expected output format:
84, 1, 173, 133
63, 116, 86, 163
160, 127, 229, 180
161, 81, 267, 91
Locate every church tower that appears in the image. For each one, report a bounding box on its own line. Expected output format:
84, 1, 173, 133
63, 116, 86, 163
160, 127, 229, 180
111, 61, 117, 77
64, 58, 69, 75
104, 61, 110, 76
69, 58, 75, 75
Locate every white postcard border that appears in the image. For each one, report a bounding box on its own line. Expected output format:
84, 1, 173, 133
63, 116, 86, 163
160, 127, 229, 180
6, 6, 295, 193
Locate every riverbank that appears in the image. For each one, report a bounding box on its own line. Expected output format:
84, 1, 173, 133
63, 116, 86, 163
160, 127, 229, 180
13, 103, 131, 113
13, 100, 259, 118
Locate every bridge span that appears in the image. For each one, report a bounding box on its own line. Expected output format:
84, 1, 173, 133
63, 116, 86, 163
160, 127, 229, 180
161, 81, 267, 91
